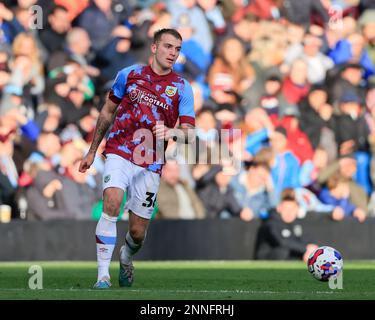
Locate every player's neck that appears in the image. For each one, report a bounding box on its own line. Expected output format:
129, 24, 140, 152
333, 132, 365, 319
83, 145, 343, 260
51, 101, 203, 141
150, 61, 172, 76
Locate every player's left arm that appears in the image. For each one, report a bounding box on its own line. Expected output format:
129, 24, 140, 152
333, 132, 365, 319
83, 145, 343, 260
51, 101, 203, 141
173, 122, 196, 144
153, 79, 196, 144
153, 122, 195, 144
170, 79, 196, 144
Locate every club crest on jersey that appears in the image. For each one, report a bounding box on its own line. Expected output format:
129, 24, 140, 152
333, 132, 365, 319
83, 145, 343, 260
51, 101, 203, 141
129, 88, 140, 101
165, 86, 177, 97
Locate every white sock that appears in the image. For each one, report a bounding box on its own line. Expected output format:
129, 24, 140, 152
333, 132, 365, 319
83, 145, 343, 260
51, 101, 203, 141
120, 232, 143, 265
95, 212, 117, 281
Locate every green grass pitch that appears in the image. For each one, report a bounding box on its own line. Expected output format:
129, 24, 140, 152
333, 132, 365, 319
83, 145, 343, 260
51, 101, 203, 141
1, 261, 375, 300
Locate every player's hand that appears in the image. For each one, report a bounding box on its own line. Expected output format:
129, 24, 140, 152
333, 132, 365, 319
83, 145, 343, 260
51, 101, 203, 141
79, 151, 95, 173
152, 123, 170, 141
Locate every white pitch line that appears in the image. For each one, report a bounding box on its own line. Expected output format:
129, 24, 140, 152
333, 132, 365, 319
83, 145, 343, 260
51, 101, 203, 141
0, 288, 347, 294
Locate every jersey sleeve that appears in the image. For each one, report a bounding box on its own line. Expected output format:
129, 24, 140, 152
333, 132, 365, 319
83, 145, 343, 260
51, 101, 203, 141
108, 65, 138, 104
178, 79, 195, 126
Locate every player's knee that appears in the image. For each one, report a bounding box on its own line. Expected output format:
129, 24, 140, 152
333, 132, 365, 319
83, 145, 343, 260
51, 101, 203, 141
103, 197, 122, 216
103, 188, 124, 216
129, 226, 145, 244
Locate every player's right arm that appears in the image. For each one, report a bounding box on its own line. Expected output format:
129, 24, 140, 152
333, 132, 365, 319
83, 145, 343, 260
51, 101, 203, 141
79, 98, 119, 173
79, 64, 141, 172
79, 65, 137, 173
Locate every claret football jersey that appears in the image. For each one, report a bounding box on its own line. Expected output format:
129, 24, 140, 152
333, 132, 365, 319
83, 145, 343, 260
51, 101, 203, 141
105, 64, 195, 174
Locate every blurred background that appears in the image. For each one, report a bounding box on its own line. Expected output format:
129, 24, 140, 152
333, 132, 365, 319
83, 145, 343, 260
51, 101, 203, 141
0, 0, 375, 261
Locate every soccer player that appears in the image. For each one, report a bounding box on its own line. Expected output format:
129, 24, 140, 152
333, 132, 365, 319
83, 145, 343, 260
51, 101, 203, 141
78, 29, 195, 289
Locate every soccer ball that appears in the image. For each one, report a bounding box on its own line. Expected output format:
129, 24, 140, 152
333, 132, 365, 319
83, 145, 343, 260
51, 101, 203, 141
307, 246, 343, 281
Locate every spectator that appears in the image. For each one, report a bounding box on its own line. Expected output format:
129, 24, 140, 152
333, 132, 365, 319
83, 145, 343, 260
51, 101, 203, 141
275, 113, 314, 165
196, 0, 226, 35
329, 63, 367, 111
60, 156, 102, 219
194, 107, 220, 164
333, 92, 369, 156
318, 155, 369, 215
246, 0, 282, 20
0, 44, 11, 94
333, 91, 372, 194
25, 162, 70, 220
299, 85, 336, 156
294, 187, 335, 218
57, 137, 87, 175
269, 126, 301, 199
157, 159, 206, 219
208, 37, 255, 112
358, 9, 375, 64
284, 33, 334, 84
231, 152, 277, 219
38, 5, 72, 54
34, 103, 62, 134
0, 107, 36, 172
365, 80, 375, 188
258, 74, 296, 118
195, 162, 253, 220
248, 20, 287, 69
26, 156, 102, 220
48, 27, 99, 78
129, 5, 172, 65
92, 34, 136, 84
173, 13, 211, 84
214, 13, 259, 56
45, 62, 93, 128
0, 2, 23, 46
0, 114, 19, 216
282, 59, 310, 105
244, 107, 274, 157
75, 0, 131, 53
300, 147, 330, 190
167, 0, 214, 54
12, 4, 49, 64
11, 32, 44, 96
55, 0, 90, 22
319, 172, 367, 222
279, 0, 329, 28
329, 32, 375, 80
1, 55, 39, 115
29, 132, 61, 168
1, 0, 375, 223
254, 188, 319, 261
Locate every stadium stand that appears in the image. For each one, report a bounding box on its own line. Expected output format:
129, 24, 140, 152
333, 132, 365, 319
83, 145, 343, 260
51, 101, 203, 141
0, 0, 375, 232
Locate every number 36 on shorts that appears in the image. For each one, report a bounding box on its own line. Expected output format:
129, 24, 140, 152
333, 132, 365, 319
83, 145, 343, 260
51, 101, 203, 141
142, 192, 156, 208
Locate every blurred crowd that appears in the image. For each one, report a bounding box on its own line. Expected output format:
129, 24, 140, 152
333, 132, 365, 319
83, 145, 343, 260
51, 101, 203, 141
0, 0, 375, 224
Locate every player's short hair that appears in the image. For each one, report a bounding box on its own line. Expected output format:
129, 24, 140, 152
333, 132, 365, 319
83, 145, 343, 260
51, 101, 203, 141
153, 28, 182, 44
